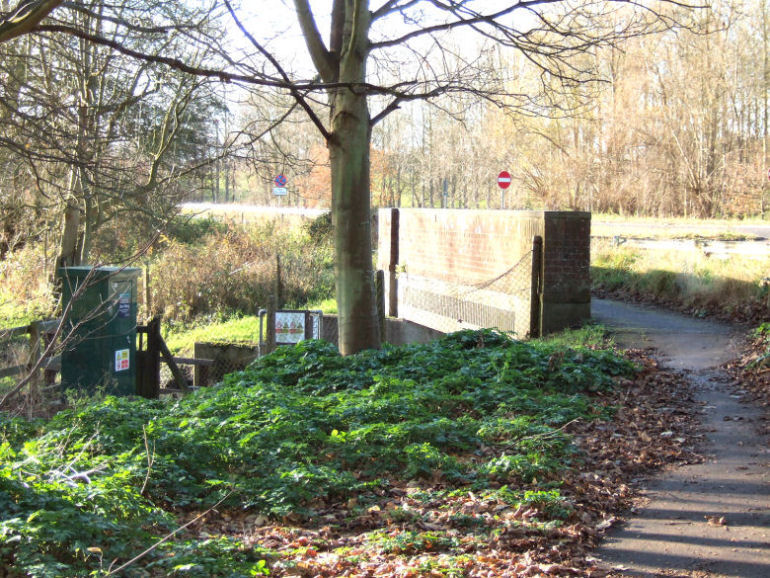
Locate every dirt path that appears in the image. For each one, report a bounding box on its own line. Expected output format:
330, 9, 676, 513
591, 299, 770, 577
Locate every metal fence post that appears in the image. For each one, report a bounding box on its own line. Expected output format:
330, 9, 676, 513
388, 208, 399, 317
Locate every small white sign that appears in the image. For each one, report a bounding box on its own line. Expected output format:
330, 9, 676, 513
273, 187, 288, 196
276, 312, 305, 344
115, 349, 130, 372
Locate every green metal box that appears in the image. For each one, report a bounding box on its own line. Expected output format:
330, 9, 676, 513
59, 266, 142, 396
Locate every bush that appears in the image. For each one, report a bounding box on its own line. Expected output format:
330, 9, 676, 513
0, 244, 56, 326
148, 220, 334, 320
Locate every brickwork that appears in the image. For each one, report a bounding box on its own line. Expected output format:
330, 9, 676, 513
378, 209, 591, 338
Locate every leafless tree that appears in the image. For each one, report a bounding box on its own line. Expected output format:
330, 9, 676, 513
2, 0, 696, 353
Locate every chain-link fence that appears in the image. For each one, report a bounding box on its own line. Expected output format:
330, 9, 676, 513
301, 239, 543, 352
395, 243, 540, 339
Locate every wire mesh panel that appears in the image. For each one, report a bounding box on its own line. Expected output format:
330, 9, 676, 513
397, 247, 536, 338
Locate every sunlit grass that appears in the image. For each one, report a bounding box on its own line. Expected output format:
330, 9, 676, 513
163, 315, 264, 355
591, 213, 768, 239
592, 239, 770, 314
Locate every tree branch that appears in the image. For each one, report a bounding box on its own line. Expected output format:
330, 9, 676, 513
223, 0, 331, 141
293, 0, 337, 83
0, 0, 63, 43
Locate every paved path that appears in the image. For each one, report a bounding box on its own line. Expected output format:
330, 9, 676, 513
592, 299, 770, 577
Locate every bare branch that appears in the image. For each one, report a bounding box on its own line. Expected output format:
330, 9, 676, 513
0, 0, 63, 43
223, 0, 332, 141
293, 0, 337, 83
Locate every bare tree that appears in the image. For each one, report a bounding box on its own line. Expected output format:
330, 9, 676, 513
1, 0, 225, 267
2, 0, 693, 354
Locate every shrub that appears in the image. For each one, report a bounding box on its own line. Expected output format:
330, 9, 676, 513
148, 220, 334, 320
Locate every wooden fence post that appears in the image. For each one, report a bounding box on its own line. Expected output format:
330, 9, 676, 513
264, 294, 277, 355
144, 266, 152, 315
375, 269, 386, 343
26, 321, 41, 390
275, 254, 284, 309
530, 236, 543, 338
136, 316, 161, 399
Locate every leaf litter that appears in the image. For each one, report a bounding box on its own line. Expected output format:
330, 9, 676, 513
188, 348, 704, 577
0, 332, 705, 576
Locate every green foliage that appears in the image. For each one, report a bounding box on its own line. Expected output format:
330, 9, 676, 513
0, 329, 634, 576
369, 529, 459, 554
749, 323, 770, 369
753, 322, 770, 340
165, 215, 229, 245
303, 211, 333, 246
518, 489, 573, 520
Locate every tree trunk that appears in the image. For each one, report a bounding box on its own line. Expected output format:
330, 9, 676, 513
58, 197, 81, 268
328, 9, 380, 355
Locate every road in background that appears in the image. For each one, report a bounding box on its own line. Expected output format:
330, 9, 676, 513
593, 220, 770, 240
180, 202, 327, 220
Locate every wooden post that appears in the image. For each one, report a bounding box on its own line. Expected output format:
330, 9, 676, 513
159, 337, 189, 392
275, 254, 284, 309
375, 269, 386, 344
40, 320, 59, 386
144, 266, 152, 315
146, 317, 161, 397
26, 322, 41, 369
264, 294, 277, 355
136, 316, 161, 398
388, 208, 399, 317
26, 321, 41, 392
530, 235, 543, 339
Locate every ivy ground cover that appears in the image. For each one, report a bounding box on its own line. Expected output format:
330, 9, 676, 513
1, 329, 697, 577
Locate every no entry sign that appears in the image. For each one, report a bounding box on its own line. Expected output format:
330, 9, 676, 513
497, 171, 511, 189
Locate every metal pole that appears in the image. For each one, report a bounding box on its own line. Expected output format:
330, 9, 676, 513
375, 269, 386, 343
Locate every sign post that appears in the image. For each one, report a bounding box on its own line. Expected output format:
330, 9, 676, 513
497, 170, 511, 209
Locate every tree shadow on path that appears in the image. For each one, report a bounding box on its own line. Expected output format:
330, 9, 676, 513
592, 299, 770, 578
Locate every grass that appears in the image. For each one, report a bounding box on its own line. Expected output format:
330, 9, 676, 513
0, 291, 55, 330
0, 328, 633, 576
304, 297, 338, 314
591, 239, 770, 319
591, 213, 768, 240
162, 296, 339, 356
162, 315, 264, 355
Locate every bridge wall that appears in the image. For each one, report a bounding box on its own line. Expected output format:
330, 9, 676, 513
377, 209, 590, 338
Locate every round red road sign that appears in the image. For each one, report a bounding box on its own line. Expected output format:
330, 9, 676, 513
497, 171, 512, 189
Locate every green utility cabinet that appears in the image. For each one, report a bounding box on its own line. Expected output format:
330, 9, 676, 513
59, 266, 142, 396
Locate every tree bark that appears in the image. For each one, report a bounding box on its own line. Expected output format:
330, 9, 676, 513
327, 2, 380, 355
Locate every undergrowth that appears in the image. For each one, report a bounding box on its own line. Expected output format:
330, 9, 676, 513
0, 329, 634, 576
592, 243, 770, 321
